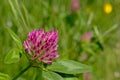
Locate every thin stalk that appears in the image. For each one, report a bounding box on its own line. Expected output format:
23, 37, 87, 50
13, 64, 31, 80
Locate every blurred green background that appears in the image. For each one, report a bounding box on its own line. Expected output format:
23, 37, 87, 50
0, 0, 120, 80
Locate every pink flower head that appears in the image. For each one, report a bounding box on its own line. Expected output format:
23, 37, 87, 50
81, 32, 93, 43
23, 29, 59, 64
84, 72, 90, 80
71, 0, 80, 13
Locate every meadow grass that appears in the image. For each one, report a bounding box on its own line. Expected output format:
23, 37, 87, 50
0, 0, 120, 80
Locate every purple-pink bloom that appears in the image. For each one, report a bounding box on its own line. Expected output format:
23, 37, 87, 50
23, 29, 59, 64
71, 0, 80, 13
81, 32, 93, 42
84, 72, 90, 80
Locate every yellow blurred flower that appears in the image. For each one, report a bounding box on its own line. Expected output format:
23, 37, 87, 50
86, 7, 92, 14
104, 3, 112, 14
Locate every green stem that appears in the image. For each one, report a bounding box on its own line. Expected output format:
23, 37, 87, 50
13, 64, 31, 80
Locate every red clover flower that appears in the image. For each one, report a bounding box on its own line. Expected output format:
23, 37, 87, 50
84, 72, 90, 80
71, 0, 80, 13
81, 32, 93, 43
24, 29, 59, 64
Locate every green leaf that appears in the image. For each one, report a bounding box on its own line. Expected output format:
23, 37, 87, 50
64, 77, 79, 80
43, 70, 64, 80
82, 44, 95, 55
47, 60, 92, 74
0, 72, 11, 80
4, 48, 21, 64
6, 28, 22, 49
83, 47, 95, 55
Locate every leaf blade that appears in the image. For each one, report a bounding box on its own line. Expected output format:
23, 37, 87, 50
6, 28, 22, 49
4, 48, 20, 64
47, 60, 92, 74
43, 70, 64, 80
0, 72, 11, 80
64, 77, 79, 80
